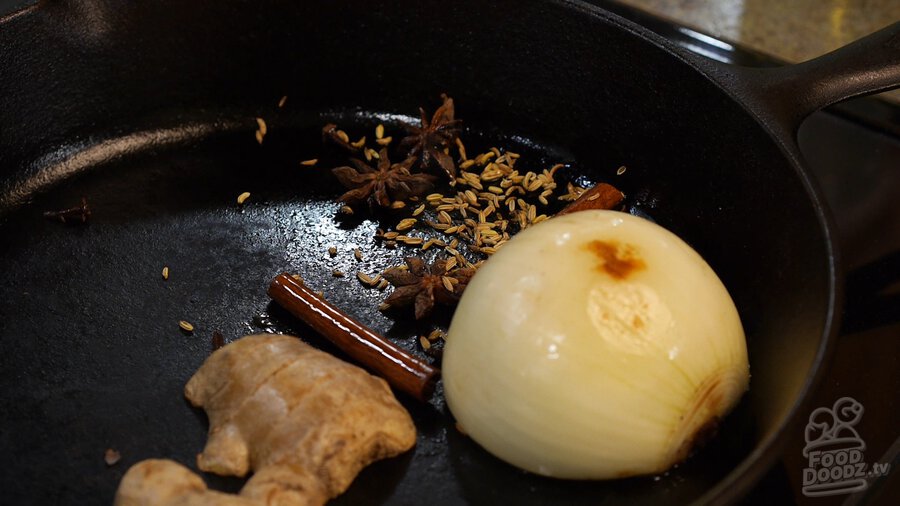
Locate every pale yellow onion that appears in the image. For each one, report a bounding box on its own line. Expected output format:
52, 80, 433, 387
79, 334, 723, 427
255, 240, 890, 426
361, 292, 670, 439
443, 210, 749, 479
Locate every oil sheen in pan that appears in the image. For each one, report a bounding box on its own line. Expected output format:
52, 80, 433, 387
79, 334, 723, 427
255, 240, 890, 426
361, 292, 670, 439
0, 113, 752, 505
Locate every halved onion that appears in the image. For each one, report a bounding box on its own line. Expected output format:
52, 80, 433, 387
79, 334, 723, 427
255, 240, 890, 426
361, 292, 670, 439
443, 210, 749, 479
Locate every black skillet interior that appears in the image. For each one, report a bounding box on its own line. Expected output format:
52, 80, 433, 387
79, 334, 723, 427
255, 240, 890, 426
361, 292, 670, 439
0, 1, 835, 504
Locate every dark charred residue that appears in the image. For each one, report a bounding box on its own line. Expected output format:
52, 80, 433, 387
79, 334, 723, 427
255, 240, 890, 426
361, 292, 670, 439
674, 376, 726, 461
211, 330, 225, 351
43, 197, 91, 225
677, 416, 721, 463
584, 240, 645, 279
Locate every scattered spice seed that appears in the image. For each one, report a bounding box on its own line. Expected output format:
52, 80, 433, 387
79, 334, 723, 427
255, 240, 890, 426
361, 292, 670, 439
278, 95, 287, 108
179, 320, 194, 333
378, 302, 391, 311
354, 248, 363, 261
351, 136, 367, 149
300, 158, 318, 166
255, 130, 264, 144
377, 279, 390, 290
332, 269, 345, 278
328, 246, 338, 257
161, 266, 169, 280
211, 331, 225, 350
237, 191, 251, 205
322, 124, 360, 152
357, 272, 377, 286
396, 218, 416, 231
256, 117, 267, 136
104, 449, 121, 466
441, 276, 455, 292
339, 205, 354, 215
311, 96, 628, 327
617, 165, 627, 175
419, 335, 432, 350
455, 137, 468, 160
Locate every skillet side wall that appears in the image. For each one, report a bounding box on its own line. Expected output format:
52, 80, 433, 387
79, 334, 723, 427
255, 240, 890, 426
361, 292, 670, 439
0, 0, 832, 502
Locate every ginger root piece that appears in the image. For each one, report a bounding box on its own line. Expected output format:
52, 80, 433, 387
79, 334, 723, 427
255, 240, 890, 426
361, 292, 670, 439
115, 334, 416, 506
115, 459, 260, 506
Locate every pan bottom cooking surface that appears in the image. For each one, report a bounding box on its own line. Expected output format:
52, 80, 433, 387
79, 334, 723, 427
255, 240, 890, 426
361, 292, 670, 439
0, 113, 755, 505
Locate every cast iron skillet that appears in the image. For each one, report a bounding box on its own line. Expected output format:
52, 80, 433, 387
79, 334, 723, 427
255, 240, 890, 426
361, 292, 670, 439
0, 1, 898, 504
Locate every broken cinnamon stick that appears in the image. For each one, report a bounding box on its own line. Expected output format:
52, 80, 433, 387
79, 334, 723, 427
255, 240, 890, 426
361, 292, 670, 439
558, 182, 624, 215
268, 273, 439, 402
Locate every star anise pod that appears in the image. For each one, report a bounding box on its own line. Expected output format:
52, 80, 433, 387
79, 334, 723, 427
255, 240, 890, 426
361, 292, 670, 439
332, 149, 436, 209
382, 257, 476, 320
399, 94, 462, 180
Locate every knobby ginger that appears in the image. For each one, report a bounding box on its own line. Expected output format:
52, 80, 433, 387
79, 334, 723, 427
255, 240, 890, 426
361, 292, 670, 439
115, 334, 416, 506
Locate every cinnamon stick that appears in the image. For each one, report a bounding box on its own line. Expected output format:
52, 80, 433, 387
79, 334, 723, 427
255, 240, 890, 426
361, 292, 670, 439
557, 183, 624, 216
268, 273, 439, 401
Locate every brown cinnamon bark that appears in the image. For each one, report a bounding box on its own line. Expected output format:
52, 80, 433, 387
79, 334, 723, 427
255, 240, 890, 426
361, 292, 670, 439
268, 273, 439, 401
557, 183, 624, 216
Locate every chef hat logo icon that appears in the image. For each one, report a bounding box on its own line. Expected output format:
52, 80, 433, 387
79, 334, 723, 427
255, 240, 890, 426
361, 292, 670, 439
803, 397, 866, 457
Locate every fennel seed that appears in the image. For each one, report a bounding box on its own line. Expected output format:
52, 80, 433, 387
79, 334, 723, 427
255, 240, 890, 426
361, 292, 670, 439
396, 218, 416, 231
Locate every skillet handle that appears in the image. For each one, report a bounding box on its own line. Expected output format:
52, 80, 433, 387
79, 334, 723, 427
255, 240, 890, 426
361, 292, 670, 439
707, 21, 900, 136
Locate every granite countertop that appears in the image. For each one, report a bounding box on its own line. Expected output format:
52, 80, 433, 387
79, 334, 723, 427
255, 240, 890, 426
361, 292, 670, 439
613, 0, 900, 103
